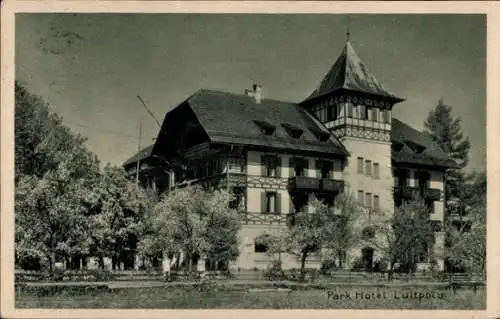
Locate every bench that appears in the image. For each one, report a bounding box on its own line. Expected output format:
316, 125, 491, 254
448, 273, 485, 293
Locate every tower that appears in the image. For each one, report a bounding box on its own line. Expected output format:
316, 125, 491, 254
301, 38, 404, 268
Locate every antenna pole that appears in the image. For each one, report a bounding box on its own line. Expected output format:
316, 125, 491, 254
346, 15, 351, 42
135, 120, 142, 187
137, 95, 161, 128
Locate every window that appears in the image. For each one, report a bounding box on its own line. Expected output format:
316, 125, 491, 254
291, 158, 308, 177
262, 155, 278, 177
359, 105, 366, 120
372, 108, 379, 122
230, 187, 244, 210
365, 160, 372, 177
265, 192, 278, 214
353, 105, 358, 119
373, 163, 380, 179
254, 242, 268, 253
228, 156, 246, 173
383, 110, 391, 123
357, 190, 364, 205
317, 160, 332, 178
253, 120, 276, 135
373, 195, 380, 211
347, 103, 353, 118
326, 104, 338, 121
357, 157, 364, 174
327, 105, 334, 121
281, 123, 304, 139
365, 193, 372, 208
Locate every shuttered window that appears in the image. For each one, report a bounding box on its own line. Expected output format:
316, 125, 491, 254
373, 195, 380, 211
261, 155, 279, 177
357, 190, 364, 205
373, 163, 380, 179
262, 192, 280, 214
365, 193, 372, 208
357, 157, 364, 174
365, 160, 372, 177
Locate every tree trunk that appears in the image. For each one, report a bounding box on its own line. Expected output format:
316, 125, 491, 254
300, 252, 308, 281
187, 252, 193, 274
50, 236, 56, 278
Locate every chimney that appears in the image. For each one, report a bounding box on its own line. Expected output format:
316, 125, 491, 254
245, 83, 262, 104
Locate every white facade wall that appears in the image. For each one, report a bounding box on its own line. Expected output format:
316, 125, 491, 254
341, 138, 394, 215
239, 150, 343, 269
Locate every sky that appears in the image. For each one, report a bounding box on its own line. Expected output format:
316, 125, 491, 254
15, 14, 486, 172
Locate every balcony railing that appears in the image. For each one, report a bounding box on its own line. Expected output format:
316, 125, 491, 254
394, 186, 442, 201
288, 176, 320, 192
422, 188, 441, 201
227, 173, 247, 185
393, 186, 420, 199
320, 179, 345, 193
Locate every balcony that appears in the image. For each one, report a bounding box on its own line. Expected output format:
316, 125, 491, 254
227, 173, 247, 186
393, 186, 420, 199
288, 176, 320, 192
320, 179, 345, 193
422, 188, 441, 201
394, 186, 442, 201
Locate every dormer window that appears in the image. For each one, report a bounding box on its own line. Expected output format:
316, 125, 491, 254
310, 128, 330, 142
405, 140, 426, 154
253, 120, 276, 136
392, 141, 404, 152
281, 123, 304, 139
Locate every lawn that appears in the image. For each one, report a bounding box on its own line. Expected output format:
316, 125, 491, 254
16, 283, 486, 309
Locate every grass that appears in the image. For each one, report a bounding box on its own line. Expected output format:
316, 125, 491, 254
15, 283, 486, 309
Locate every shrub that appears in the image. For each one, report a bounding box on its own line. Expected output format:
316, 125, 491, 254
263, 260, 285, 281
320, 260, 338, 276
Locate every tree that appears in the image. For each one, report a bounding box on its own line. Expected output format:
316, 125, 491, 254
447, 199, 486, 275
258, 192, 363, 279
446, 171, 486, 274
144, 185, 241, 274
391, 197, 436, 273
15, 81, 95, 180
87, 165, 151, 270
424, 99, 471, 207
15, 149, 100, 273
203, 190, 241, 270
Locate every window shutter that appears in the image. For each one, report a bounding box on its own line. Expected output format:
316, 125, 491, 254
261, 191, 267, 213
261, 155, 266, 176
289, 196, 295, 214
276, 156, 282, 177
329, 161, 334, 179
315, 160, 321, 178
303, 159, 309, 177
289, 158, 295, 177
276, 193, 282, 214
374, 196, 380, 211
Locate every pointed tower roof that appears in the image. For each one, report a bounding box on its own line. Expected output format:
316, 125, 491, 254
303, 41, 404, 104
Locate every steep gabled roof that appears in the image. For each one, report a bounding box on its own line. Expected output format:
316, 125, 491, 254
391, 118, 458, 168
303, 41, 404, 104
181, 89, 348, 156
